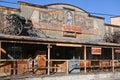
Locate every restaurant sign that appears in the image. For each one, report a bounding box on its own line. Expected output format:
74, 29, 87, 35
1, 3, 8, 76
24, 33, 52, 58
92, 47, 101, 55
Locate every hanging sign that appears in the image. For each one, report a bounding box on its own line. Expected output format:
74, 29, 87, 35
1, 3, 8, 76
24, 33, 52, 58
92, 47, 101, 55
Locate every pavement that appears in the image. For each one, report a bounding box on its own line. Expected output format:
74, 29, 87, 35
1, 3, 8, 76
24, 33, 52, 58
99, 78, 120, 80
0, 72, 120, 80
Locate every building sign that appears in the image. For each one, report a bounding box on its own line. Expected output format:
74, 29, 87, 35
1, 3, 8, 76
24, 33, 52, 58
39, 10, 63, 24
64, 26, 82, 33
115, 49, 120, 53
63, 25, 81, 37
92, 47, 101, 55
31, 9, 64, 28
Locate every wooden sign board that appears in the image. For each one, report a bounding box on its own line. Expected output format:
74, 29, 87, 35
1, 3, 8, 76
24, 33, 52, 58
92, 47, 101, 55
64, 26, 82, 33
115, 49, 120, 53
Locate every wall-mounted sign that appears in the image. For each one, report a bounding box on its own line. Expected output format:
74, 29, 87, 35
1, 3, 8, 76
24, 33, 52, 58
64, 26, 82, 33
92, 47, 101, 55
115, 49, 120, 53
63, 25, 81, 37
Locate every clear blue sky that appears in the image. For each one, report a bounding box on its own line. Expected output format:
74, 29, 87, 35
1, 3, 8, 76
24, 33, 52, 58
0, 0, 120, 24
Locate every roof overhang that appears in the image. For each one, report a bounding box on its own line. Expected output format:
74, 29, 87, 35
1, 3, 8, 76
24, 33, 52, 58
0, 34, 120, 48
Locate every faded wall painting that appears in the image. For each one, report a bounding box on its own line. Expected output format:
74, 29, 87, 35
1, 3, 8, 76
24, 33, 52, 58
66, 11, 73, 25
74, 11, 94, 34
39, 9, 63, 27
0, 5, 102, 38
63, 10, 81, 33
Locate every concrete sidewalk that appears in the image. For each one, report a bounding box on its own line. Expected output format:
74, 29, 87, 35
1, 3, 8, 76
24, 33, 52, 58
99, 78, 120, 80
0, 72, 120, 80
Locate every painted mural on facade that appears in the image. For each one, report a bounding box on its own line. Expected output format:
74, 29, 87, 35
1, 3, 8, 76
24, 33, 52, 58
66, 11, 73, 25
33, 8, 103, 36
0, 3, 103, 38
31, 9, 94, 33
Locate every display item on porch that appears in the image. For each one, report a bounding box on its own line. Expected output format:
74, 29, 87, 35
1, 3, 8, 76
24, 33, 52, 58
27, 57, 33, 73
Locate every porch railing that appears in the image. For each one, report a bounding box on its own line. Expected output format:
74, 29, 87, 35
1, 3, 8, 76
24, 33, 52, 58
0, 59, 120, 76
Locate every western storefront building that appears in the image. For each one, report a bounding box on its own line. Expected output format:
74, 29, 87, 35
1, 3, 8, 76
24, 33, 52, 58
0, 1, 120, 76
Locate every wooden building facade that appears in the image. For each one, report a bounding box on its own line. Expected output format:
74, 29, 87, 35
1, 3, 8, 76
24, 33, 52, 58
0, 1, 120, 76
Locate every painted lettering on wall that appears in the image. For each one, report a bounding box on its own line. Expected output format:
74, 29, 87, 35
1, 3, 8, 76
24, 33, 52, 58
64, 26, 81, 32
39, 10, 63, 24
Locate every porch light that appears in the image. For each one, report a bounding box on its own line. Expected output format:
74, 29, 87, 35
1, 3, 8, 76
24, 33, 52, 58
56, 43, 82, 47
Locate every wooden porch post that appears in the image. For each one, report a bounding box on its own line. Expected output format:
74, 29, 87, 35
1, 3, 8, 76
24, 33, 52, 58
0, 41, 1, 59
112, 48, 114, 72
84, 46, 87, 73
47, 44, 52, 75
66, 60, 69, 74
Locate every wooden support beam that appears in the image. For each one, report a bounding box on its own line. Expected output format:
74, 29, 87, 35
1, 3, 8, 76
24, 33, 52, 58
66, 60, 69, 74
56, 43, 82, 47
84, 46, 86, 73
112, 48, 114, 72
47, 44, 52, 75
0, 42, 1, 59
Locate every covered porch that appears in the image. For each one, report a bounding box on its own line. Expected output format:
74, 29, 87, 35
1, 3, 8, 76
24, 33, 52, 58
0, 38, 120, 76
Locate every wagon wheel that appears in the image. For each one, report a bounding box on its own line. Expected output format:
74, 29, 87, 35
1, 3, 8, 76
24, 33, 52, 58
3, 17, 23, 35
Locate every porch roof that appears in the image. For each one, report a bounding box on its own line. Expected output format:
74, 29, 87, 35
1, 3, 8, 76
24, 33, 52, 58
0, 34, 120, 48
